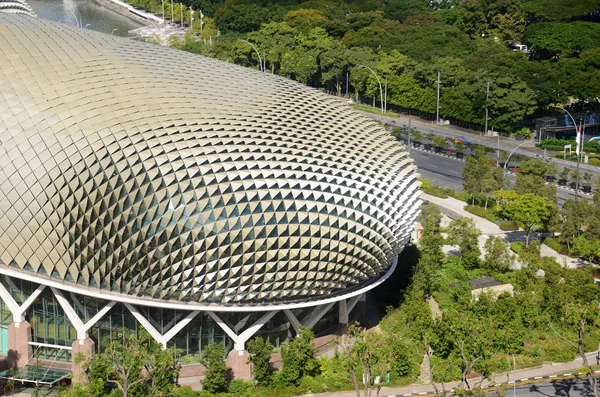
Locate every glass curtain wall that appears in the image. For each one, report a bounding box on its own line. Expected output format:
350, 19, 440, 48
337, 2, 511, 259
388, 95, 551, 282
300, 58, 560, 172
0, 275, 342, 363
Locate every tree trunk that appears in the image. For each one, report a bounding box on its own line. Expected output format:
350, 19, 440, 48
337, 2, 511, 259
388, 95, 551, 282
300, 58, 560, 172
525, 230, 530, 249
578, 320, 599, 397
350, 369, 361, 397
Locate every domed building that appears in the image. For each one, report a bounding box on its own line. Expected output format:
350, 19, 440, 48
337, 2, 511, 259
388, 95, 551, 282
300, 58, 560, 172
0, 4, 419, 381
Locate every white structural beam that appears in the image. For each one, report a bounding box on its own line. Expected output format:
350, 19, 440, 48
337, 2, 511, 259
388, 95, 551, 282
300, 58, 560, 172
0, 281, 45, 323
283, 309, 301, 333
338, 300, 348, 324
303, 302, 335, 329
125, 303, 199, 349
347, 294, 362, 315
209, 311, 278, 351
339, 294, 362, 325
52, 287, 116, 341
284, 302, 336, 333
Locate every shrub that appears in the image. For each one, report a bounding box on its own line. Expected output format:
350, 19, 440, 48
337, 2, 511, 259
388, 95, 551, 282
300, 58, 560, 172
542, 138, 600, 153
541, 340, 576, 363
228, 380, 258, 397
499, 220, 519, 231
419, 178, 449, 198
510, 241, 525, 255
543, 238, 567, 255
464, 205, 496, 222
515, 127, 531, 139
451, 190, 471, 202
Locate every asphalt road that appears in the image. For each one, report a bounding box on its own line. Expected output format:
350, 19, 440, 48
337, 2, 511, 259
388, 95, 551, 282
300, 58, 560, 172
364, 111, 600, 177
510, 378, 594, 397
408, 148, 581, 205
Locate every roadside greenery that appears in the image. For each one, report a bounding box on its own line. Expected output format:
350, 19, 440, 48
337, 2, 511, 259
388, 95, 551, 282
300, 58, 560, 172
127, 0, 599, 132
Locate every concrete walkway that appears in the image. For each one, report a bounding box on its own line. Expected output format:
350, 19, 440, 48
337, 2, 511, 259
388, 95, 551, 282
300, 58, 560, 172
421, 193, 581, 268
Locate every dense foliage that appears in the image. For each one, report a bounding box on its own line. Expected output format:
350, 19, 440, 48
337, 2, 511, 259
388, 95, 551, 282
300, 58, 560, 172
129, 0, 599, 132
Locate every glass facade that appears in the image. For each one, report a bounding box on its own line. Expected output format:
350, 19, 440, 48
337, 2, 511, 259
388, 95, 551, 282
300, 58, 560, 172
0, 275, 343, 363
0, 300, 11, 355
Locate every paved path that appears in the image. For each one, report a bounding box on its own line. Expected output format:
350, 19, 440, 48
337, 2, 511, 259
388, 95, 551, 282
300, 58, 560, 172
421, 193, 581, 268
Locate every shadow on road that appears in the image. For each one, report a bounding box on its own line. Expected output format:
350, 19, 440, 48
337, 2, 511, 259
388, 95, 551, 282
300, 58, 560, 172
528, 378, 595, 397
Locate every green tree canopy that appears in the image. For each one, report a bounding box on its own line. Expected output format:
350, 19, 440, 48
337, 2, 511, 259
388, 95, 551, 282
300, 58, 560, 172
504, 193, 554, 247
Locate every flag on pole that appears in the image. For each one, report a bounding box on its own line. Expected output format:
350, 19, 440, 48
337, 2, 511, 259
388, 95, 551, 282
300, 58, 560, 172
576, 120, 582, 155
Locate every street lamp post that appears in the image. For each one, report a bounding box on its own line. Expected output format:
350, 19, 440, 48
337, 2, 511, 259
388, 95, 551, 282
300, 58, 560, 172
111, 29, 118, 35
356, 64, 384, 114
162, 0, 165, 24
512, 353, 517, 397
62, 5, 81, 28
238, 40, 263, 72
170, 0, 174, 26
503, 141, 530, 170
436, 71, 441, 124
553, 106, 581, 199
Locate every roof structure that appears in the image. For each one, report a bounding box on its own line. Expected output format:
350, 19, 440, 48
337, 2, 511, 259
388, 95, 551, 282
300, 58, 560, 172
0, 0, 35, 16
0, 14, 420, 307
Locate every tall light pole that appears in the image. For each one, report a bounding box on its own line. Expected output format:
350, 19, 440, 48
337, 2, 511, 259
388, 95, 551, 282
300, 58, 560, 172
162, 0, 165, 24
384, 76, 388, 114
170, 0, 174, 26
238, 40, 263, 72
484, 82, 490, 135
62, 5, 81, 28
512, 353, 517, 397
553, 106, 581, 199
503, 141, 530, 170
356, 64, 384, 114
111, 29, 118, 35
199, 9, 204, 37
436, 71, 441, 125
180, 3, 183, 28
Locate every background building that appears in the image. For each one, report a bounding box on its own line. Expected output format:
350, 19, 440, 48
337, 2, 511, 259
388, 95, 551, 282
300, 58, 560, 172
0, 6, 420, 381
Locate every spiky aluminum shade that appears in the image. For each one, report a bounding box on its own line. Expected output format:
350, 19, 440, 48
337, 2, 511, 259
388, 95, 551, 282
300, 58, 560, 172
0, 14, 420, 306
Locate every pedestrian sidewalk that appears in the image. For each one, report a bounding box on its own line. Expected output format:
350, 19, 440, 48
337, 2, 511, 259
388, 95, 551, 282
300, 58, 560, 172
421, 193, 581, 269
307, 352, 599, 397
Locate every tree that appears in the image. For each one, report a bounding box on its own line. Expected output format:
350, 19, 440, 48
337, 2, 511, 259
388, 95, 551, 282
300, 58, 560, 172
433, 135, 447, 149
556, 199, 589, 252
515, 158, 556, 201
483, 236, 514, 272
73, 329, 182, 397
280, 326, 319, 386
436, 309, 492, 392
462, 149, 504, 206
447, 217, 481, 269
526, 21, 600, 59
549, 302, 600, 397
418, 203, 446, 292
337, 324, 398, 397
320, 41, 351, 95
200, 341, 228, 393
504, 193, 554, 248
246, 337, 274, 386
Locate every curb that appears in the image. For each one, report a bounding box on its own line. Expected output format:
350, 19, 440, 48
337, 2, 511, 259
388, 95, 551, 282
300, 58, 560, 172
385, 369, 600, 397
